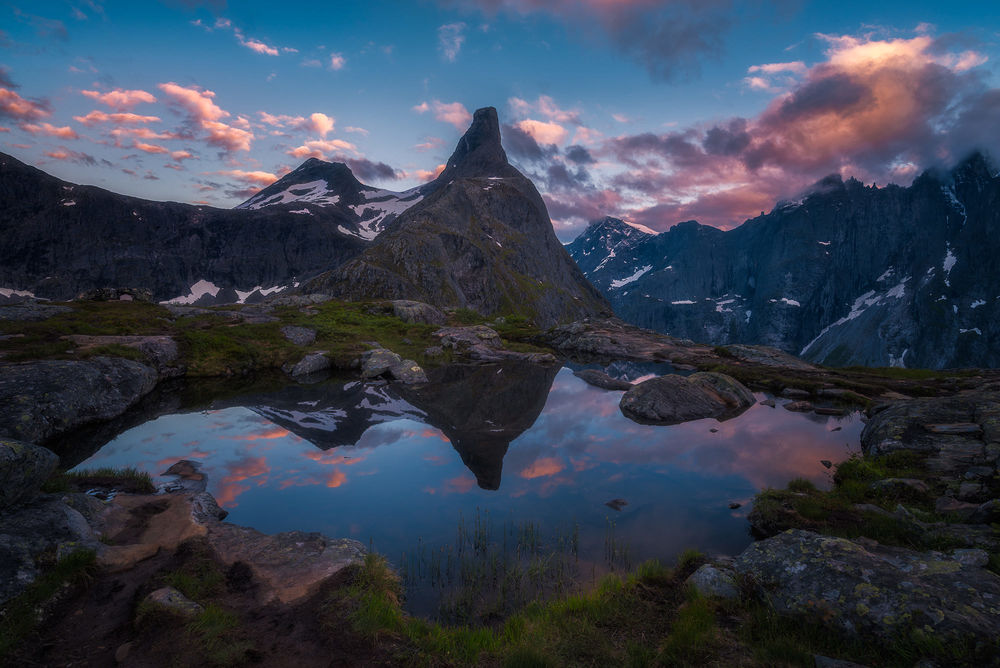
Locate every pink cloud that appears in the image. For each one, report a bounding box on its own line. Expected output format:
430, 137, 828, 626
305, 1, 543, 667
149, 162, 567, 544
74, 110, 160, 126
421, 100, 471, 130
519, 456, 564, 479
133, 140, 168, 154
235, 30, 280, 56
20, 122, 78, 139
211, 169, 278, 186
171, 150, 194, 161
515, 119, 567, 145
259, 111, 334, 137
414, 136, 444, 151
413, 163, 446, 182
159, 82, 254, 153
81, 88, 156, 111
509, 95, 580, 124
0, 88, 50, 120
329, 53, 346, 70
286, 138, 358, 160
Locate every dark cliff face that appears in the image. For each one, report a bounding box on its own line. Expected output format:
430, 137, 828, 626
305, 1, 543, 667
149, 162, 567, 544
304, 107, 612, 327
569, 153, 1000, 369
0, 153, 369, 302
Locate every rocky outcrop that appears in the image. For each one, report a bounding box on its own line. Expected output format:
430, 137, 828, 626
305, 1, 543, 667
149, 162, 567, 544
0, 302, 72, 321
0, 438, 58, 509
538, 318, 713, 366
60, 335, 182, 377
98, 460, 366, 605
0, 152, 370, 303
568, 154, 1000, 369
360, 348, 428, 384
391, 300, 446, 326
303, 108, 611, 327
733, 530, 1000, 649
433, 325, 557, 364
619, 372, 755, 425
861, 392, 1000, 504
0, 357, 158, 444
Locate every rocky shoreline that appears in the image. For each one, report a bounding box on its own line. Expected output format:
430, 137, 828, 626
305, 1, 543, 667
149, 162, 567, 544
2, 298, 1000, 665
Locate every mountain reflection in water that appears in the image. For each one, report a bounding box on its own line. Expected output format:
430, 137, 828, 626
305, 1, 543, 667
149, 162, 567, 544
74, 363, 862, 613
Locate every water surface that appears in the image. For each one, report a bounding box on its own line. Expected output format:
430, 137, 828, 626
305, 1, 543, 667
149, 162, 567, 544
74, 363, 862, 617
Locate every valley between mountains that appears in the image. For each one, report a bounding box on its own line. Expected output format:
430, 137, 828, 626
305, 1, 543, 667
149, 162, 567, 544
1, 107, 999, 667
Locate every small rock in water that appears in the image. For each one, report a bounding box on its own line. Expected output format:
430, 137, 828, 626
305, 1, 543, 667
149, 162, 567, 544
760, 398, 776, 408
783, 400, 813, 412
709, 428, 719, 433
830, 426, 842, 432
820, 460, 833, 469
605, 498, 628, 512
728, 502, 742, 509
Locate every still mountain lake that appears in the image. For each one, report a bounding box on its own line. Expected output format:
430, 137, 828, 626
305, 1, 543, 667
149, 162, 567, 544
70, 362, 862, 620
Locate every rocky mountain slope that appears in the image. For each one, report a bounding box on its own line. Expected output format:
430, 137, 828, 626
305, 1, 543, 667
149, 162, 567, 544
0, 153, 373, 304
304, 107, 611, 326
236, 158, 433, 241
567, 154, 1000, 369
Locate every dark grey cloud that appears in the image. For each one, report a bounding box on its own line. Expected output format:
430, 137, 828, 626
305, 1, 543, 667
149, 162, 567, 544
564, 144, 594, 164
345, 157, 401, 182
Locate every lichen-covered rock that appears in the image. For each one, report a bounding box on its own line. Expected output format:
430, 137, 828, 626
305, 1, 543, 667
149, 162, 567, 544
391, 300, 446, 325
61, 334, 181, 376
433, 325, 557, 364
288, 352, 332, 378
0, 357, 157, 443
734, 529, 1000, 646
686, 563, 739, 600
619, 372, 754, 425
388, 359, 428, 384
361, 348, 403, 378
280, 325, 316, 346
572, 369, 633, 391
0, 438, 58, 509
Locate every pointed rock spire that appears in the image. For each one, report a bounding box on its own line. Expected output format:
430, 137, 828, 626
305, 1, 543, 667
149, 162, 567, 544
436, 107, 518, 182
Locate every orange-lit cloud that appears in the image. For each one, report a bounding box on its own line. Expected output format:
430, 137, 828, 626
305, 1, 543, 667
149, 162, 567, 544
0, 87, 50, 120
211, 168, 278, 185
414, 100, 472, 131
229, 426, 290, 441
74, 110, 160, 126
20, 122, 78, 139
519, 456, 564, 479
325, 470, 347, 487
515, 119, 568, 146
134, 140, 168, 154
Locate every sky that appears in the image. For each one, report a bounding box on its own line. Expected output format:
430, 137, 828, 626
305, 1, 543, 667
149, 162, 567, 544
2, 0, 998, 240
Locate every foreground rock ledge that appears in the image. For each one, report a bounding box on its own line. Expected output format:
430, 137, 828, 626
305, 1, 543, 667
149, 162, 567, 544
733, 529, 1000, 646
619, 372, 755, 425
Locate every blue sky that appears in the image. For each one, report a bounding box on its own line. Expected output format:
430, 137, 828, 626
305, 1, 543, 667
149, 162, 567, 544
2, 0, 998, 239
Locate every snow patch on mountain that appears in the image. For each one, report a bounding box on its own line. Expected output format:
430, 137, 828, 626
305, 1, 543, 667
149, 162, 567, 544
610, 265, 652, 289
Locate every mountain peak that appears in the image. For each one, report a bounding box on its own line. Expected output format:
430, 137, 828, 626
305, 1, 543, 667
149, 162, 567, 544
437, 106, 516, 181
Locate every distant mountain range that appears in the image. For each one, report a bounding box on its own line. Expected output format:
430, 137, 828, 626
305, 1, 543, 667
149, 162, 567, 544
567, 154, 1000, 369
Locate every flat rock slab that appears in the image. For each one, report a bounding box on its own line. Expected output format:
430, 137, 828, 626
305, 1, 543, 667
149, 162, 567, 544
61, 335, 180, 374
207, 525, 364, 604
0, 356, 158, 443
734, 529, 1000, 645
0, 303, 72, 321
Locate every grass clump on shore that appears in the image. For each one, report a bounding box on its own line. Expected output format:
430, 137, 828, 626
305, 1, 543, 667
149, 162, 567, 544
42, 466, 155, 494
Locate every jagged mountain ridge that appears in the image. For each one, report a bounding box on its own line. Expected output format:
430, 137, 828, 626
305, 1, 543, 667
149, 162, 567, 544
236, 158, 433, 241
0, 153, 373, 303
304, 107, 611, 327
568, 154, 1000, 369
